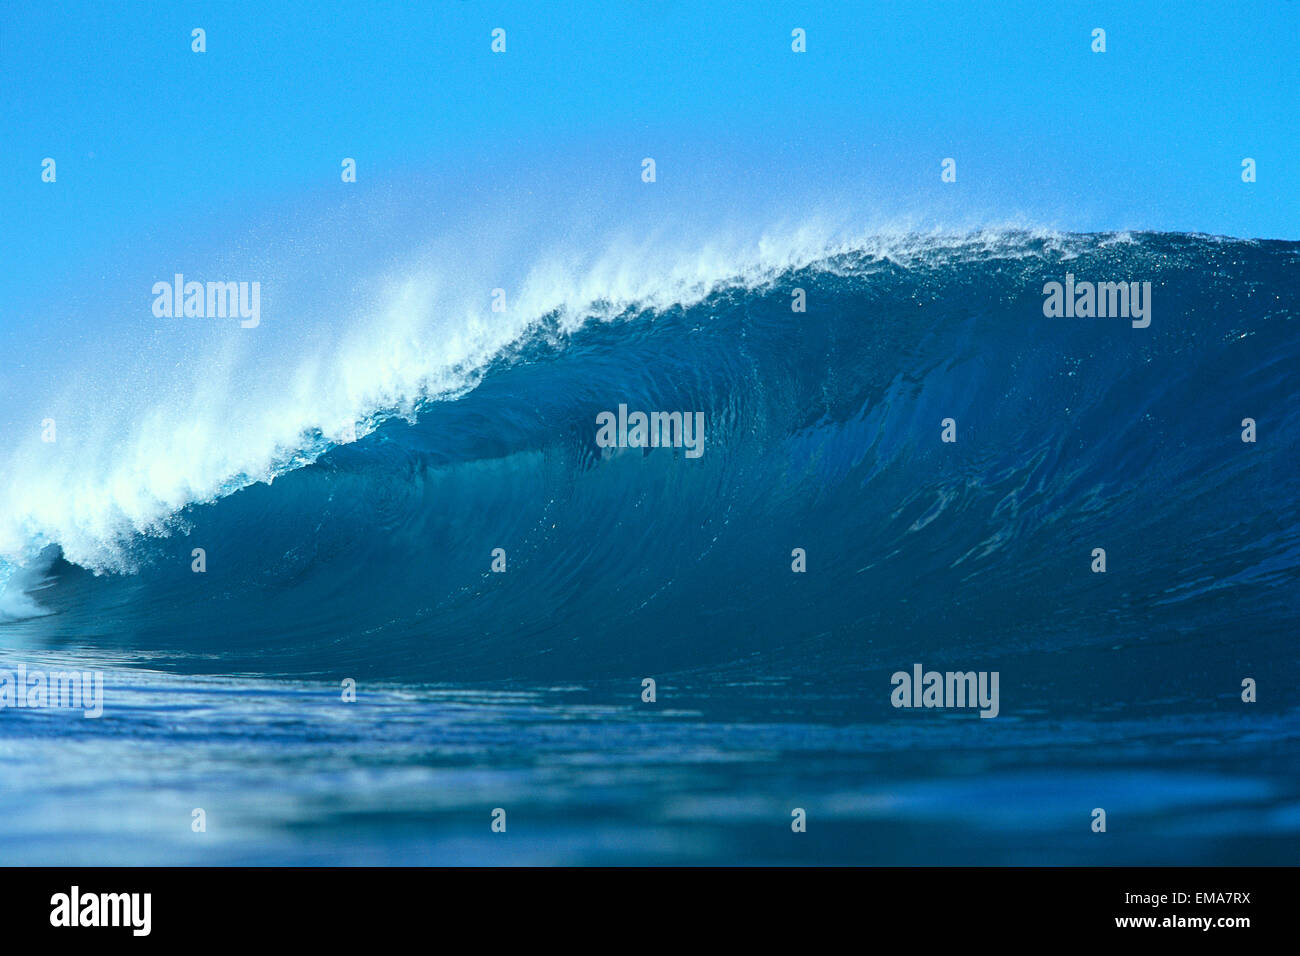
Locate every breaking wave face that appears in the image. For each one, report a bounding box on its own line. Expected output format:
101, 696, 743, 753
1, 230, 1298, 692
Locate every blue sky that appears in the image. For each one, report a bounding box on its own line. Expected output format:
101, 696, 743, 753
1, 0, 1297, 321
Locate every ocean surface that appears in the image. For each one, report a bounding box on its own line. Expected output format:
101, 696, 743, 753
1, 231, 1297, 864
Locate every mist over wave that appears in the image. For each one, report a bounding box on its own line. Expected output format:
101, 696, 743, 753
0, 206, 1062, 577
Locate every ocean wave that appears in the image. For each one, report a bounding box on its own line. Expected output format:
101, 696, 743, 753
2, 231, 1297, 684
0, 224, 1097, 577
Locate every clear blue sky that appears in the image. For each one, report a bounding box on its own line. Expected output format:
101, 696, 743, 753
2, 0, 1297, 319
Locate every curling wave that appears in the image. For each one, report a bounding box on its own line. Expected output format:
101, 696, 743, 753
2, 231, 1297, 687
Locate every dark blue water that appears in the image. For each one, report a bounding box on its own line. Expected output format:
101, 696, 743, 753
2, 232, 1297, 864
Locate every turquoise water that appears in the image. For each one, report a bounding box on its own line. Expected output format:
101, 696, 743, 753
2, 234, 1297, 864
